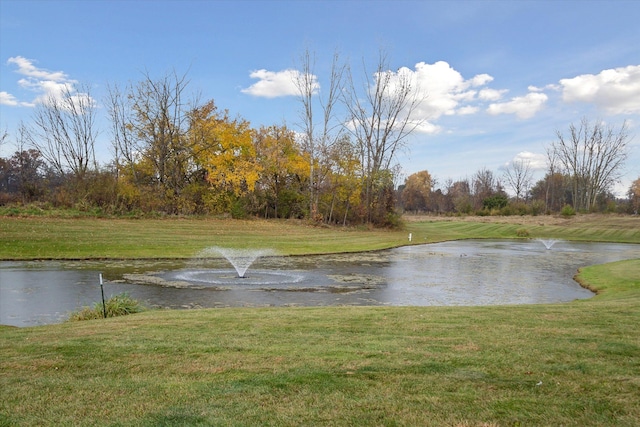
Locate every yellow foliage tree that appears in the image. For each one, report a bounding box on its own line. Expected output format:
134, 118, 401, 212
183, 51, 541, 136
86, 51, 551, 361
188, 101, 261, 211
322, 136, 362, 224
402, 170, 432, 212
254, 125, 310, 218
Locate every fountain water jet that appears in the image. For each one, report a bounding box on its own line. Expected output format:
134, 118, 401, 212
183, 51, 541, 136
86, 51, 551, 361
536, 239, 559, 250
197, 246, 274, 278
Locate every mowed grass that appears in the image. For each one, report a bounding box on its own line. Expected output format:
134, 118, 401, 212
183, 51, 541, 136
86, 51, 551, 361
0, 217, 408, 259
0, 214, 639, 425
1, 260, 639, 426
1, 213, 639, 260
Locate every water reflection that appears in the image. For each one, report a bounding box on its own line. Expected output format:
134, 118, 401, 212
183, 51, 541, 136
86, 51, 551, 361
1, 240, 638, 327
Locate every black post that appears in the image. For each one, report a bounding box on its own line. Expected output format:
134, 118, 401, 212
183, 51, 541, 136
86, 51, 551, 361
99, 273, 107, 319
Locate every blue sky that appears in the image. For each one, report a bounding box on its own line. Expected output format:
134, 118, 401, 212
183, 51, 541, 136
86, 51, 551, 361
1, 0, 639, 196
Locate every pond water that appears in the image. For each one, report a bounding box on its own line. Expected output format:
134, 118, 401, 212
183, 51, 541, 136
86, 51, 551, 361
1, 239, 639, 327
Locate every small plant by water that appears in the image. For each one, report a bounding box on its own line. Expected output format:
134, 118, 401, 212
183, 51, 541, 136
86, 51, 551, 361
68, 293, 145, 321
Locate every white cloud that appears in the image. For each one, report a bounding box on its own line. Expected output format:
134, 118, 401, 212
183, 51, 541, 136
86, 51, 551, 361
457, 105, 479, 115
0, 91, 19, 106
469, 73, 493, 87
559, 65, 640, 114
511, 151, 547, 170
478, 88, 507, 101
7, 56, 68, 82
413, 120, 442, 134
242, 69, 317, 98
487, 91, 548, 119
5, 56, 87, 108
387, 61, 502, 123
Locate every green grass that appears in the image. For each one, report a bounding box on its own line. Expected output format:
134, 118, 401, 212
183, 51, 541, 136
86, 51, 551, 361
1, 214, 638, 260
0, 216, 410, 259
1, 214, 639, 425
404, 216, 640, 245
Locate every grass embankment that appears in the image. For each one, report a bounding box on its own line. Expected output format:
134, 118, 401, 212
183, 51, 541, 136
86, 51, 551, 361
1, 213, 638, 259
0, 214, 639, 425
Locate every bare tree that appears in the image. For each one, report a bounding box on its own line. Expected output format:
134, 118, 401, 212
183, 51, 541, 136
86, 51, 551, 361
550, 118, 630, 211
12, 123, 45, 202
27, 84, 97, 180
107, 70, 192, 202
343, 49, 424, 222
471, 167, 497, 209
295, 49, 346, 219
503, 159, 533, 201
105, 83, 136, 181
0, 127, 8, 148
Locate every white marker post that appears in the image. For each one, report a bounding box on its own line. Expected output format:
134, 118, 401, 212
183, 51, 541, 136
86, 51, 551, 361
99, 273, 107, 319
408, 233, 412, 242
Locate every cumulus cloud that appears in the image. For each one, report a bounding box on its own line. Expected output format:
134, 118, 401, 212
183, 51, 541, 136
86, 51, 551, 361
559, 65, 640, 114
511, 151, 547, 170
4, 56, 89, 108
413, 120, 442, 134
0, 91, 20, 106
479, 88, 507, 101
241, 69, 317, 98
457, 105, 479, 115
409, 61, 496, 119
487, 91, 548, 119
8, 56, 68, 82
369, 61, 509, 134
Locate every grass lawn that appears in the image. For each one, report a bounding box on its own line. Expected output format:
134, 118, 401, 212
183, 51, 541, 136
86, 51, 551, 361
1, 213, 638, 260
1, 213, 639, 426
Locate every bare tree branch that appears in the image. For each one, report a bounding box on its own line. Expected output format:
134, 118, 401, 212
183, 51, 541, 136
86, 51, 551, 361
550, 118, 630, 211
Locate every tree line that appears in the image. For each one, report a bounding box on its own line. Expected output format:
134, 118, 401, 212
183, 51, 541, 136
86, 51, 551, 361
401, 118, 638, 216
1, 53, 637, 223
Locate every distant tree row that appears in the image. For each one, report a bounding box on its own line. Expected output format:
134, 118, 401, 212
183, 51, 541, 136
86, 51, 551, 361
399, 118, 637, 216
0, 53, 636, 222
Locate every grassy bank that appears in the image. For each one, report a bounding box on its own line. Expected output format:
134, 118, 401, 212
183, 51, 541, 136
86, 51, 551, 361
1, 259, 639, 426
1, 214, 639, 425
1, 213, 638, 260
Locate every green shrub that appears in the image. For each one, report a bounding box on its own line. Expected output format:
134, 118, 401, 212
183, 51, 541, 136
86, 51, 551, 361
516, 228, 530, 237
68, 293, 145, 321
561, 204, 576, 217
482, 195, 508, 210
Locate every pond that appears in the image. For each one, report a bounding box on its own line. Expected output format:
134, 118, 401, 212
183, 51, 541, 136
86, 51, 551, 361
1, 239, 639, 327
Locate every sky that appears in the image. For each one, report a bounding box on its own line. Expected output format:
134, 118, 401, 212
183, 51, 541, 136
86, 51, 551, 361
1, 0, 639, 196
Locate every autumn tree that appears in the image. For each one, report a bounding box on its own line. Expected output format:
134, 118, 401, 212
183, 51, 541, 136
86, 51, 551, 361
254, 124, 309, 218
189, 100, 260, 214
343, 49, 424, 223
321, 134, 362, 225
549, 118, 630, 211
449, 179, 472, 214
401, 170, 432, 212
